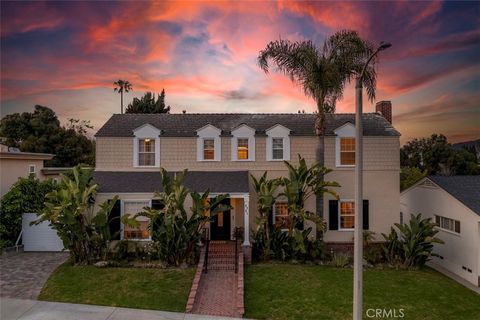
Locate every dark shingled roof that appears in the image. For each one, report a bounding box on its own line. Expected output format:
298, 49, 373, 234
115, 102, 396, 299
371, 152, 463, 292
95, 113, 400, 137
428, 175, 480, 215
93, 171, 250, 193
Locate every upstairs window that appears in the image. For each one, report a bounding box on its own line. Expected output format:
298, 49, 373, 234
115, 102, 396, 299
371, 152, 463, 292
197, 125, 221, 161
272, 138, 284, 160
133, 124, 161, 168
203, 139, 215, 160
231, 125, 255, 161
340, 137, 355, 165
237, 138, 249, 160
266, 124, 290, 161
340, 201, 355, 229
138, 138, 155, 166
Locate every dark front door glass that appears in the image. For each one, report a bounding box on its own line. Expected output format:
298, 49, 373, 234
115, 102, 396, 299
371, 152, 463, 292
210, 198, 231, 240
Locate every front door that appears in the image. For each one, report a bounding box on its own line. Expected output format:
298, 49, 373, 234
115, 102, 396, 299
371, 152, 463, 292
210, 198, 231, 240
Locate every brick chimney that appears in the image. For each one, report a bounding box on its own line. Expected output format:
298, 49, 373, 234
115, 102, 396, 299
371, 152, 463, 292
375, 100, 392, 124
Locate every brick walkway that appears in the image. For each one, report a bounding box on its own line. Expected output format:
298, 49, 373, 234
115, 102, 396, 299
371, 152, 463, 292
191, 241, 242, 318
0, 252, 69, 299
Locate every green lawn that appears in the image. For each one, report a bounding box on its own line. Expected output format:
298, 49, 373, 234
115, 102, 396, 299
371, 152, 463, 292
39, 262, 195, 312
245, 263, 480, 320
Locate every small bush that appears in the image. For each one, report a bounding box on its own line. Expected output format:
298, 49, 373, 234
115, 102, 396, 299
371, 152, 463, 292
364, 246, 383, 265
330, 253, 351, 268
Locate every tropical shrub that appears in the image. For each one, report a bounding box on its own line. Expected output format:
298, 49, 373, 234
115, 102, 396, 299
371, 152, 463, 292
265, 227, 325, 261
382, 214, 443, 268
251, 172, 281, 258
36, 165, 119, 264
128, 169, 230, 267
280, 155, 339, 234
0, 176, 58, 248
252, 155, 339, 261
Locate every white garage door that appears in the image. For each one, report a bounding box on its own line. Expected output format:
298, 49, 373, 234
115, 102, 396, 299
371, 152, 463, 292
22, 213, 64, 251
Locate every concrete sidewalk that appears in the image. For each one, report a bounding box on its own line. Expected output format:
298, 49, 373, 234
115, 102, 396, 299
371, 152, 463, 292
0, 298, 246, 320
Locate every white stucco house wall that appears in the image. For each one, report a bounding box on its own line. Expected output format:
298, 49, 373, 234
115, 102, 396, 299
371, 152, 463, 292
400, 175, 480, 287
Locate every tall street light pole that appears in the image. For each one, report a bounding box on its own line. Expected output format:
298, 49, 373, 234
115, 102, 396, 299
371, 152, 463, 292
353, 41, 391, 320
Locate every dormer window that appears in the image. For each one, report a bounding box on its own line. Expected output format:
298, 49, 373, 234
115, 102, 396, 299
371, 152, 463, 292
231, 125, 255, 161
272, 138, 284, 160
340, 137, 355, 165
138, 138, 155, 166
203, 139, 215, 160
237, 138, 249, 160
266, 124, 290, 161
197, 125, 221, 161
334, 123, 355, 167
133, 124, 161, 167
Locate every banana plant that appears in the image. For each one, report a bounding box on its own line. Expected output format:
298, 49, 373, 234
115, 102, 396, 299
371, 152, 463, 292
128, 168, 231, 266
36, 165, 120, 264
382, 213, 444, 268
251, 172, 281, 254
281, 155, 339, 234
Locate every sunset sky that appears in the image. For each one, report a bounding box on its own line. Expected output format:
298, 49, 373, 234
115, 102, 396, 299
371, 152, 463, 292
1, 1, 479, 144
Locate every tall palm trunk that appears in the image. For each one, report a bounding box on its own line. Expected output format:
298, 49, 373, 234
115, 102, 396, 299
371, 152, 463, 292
121, 91, 123, 114
315, 108, 326, 239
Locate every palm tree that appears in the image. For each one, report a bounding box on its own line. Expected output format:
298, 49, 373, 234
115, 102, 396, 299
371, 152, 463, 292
113, 80, 133, 114
258, 29, 379, 223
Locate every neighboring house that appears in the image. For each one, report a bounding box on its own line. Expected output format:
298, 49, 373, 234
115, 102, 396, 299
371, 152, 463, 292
400, 175, 480, 287
93, 101, 400, 260
0, 144, 54, 197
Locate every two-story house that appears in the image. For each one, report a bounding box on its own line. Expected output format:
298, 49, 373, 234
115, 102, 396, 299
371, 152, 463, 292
93, 101, 400, 261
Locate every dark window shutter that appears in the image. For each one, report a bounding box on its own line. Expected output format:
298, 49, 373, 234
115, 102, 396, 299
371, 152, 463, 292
363, 200, 369, 230
108, 199, 121, 240
268, 210, 273, 228
329, 200, 339, 230
151, 199, 164, 236
151, 199, 164, 210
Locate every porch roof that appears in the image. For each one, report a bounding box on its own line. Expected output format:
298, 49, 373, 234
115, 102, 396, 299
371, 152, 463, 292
93, 170, 250, 194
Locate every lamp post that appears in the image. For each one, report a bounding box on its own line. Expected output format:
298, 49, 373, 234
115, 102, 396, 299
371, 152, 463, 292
353, 41, 391, 320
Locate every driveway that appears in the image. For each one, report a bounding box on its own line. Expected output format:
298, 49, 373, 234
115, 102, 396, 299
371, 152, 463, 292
0, 252, 69, 299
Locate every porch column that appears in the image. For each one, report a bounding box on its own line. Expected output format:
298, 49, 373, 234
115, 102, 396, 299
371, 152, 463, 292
242, 194, 250, 246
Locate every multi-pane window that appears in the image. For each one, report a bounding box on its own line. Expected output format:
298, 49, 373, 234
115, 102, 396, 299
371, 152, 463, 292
274, 202, 290, 230
272, 138, 284, 160
123, 200, 150, 240
340, 201, 355, 229
435, 215, 460, 233
203, 139, 215, 160
29, 164, 36, 176
340, 137, 355, 165
138, 139, 155, 166
237, 138, 249, 160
